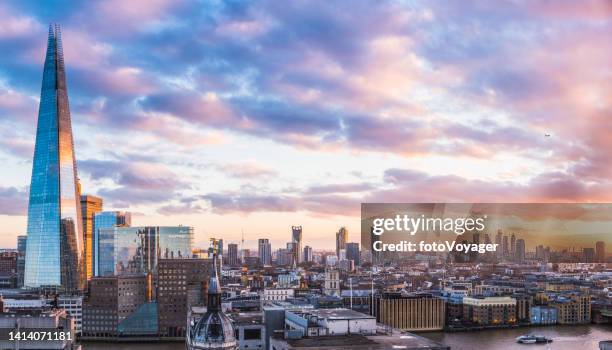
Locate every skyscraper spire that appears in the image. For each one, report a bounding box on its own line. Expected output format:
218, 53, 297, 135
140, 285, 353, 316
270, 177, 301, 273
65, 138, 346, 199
24, 24, 84, 292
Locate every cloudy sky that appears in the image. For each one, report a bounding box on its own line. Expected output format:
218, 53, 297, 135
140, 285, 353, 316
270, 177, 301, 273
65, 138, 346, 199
0, 0, 610, 250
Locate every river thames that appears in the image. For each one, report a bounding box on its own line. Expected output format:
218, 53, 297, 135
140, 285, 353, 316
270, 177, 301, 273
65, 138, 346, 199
81, 324, 612, 349
421, 324, 612, 350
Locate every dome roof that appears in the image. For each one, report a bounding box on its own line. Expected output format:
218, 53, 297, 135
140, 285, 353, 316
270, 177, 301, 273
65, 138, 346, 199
189, 310, 236, 349
187, 247, 236, 350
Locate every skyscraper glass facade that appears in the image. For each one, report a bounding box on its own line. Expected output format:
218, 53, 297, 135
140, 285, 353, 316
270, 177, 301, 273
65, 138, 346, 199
24, 25, 84, 292
93, 211, 132, 276
291, 226, 302, 264
95, 226, 193, 276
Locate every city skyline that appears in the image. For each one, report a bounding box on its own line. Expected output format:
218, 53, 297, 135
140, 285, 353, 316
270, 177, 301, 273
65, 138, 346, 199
1, 1, 612, 250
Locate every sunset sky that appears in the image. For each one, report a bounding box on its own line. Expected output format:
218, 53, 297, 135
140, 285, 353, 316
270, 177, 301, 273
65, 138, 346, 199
0, 1, 611, 250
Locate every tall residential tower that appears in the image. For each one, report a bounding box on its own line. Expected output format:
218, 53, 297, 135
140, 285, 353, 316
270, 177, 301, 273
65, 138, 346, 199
24, 25, 85, 292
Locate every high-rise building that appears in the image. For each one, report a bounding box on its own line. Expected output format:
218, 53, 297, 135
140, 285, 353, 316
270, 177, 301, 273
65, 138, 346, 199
286, 242, 298, 267
80, 195, 103, 281
336, 227, 348, 258
227, 243, 239, 266
484, 234, 491, 245
217, 239, 224, 257
515, 239, 526, 263
582, 248, 595, 263
81, 275, 147, 338
346, 242, 360, 266
93, 211, 131, 276
495, 230, 503, 258
502, 235, 509, 258
24, 25, 85, 292
0, 252, 17, 274
158, 258, 213, 337
510, 233, 516, 257
258, 239, 272, 266
16, 235, 26, 287
303, 246, 313, 263
596, 241, 605, 263
291, 226, 303, 264
95, 226, 193, 277
0, 251, 18, 287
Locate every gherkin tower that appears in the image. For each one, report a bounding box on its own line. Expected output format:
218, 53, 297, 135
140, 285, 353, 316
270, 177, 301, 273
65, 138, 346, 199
24, 24, 84, 292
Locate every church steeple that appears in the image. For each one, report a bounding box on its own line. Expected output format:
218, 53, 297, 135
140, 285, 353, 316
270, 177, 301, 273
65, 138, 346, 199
186, 238, 237, 350
207, 240, 221, 312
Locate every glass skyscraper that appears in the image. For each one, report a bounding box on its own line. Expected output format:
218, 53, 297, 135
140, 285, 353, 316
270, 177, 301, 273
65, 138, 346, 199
93, 211, 132, 276
95, 226, 193, 277
24, 25, 85, 292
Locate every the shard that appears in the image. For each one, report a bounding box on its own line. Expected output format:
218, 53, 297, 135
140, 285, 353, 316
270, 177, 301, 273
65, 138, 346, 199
24, 24, 84, 292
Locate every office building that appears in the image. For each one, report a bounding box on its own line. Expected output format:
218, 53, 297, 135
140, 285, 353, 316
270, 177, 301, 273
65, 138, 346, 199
228, 243, 239, 266
583, 248, 595, 263
57, 295, 83, 335
462, 296, 516, 326
515, 239, 526, 262
80, 195, 103, 281
510, 233, 516, 257
292, 226, 303, 264
495, 230, 503, 258
374, 293, 445, 331
596, 241, 605, 262
95, 226, 193, 277
287, 242, 298, 267
502, 236, 509, 258
93, 211, 131, 276
336, 227, 348, 258
217, 239, 224, 256
258, 238, 272, 266
276, 248, 292, 266
0, 251, 17, 274
17, 235, 26, 287
0, 252, 18, 288
24, 25, 85, 292
0, 304, 76, 349
81, 275, 148, 338
346, 242, 360, 266
303, 246, 313, 263
158, 258, 213, 337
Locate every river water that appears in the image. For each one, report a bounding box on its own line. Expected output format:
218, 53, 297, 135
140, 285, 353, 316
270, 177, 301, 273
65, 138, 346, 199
421, 324, 612, 350
81, 325, 611, 349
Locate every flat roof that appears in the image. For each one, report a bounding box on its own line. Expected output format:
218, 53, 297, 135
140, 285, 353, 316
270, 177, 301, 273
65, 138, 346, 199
280, 334, 449, 349
305, 308, 375, 320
